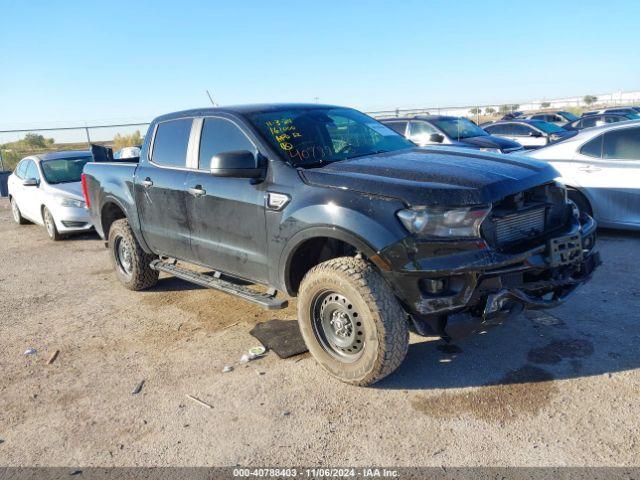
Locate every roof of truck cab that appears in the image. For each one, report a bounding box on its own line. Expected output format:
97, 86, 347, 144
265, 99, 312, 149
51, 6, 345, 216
152, 104, 343, 123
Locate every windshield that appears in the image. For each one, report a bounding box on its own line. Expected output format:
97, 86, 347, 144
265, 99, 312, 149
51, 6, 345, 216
246, 107, 414, 167
41, 156, 91, 184
430, 118, 488, 140
530, 121, 565, 133
559, 111, 578, 121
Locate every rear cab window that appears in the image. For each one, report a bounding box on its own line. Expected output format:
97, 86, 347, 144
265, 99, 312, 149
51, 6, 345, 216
151, 118, 193, 167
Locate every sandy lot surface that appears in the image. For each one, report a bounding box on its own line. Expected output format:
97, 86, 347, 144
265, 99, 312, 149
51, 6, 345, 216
0, 197, 638, 467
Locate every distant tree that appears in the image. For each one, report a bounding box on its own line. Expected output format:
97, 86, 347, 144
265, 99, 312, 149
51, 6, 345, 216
469, 107, 481, 115
510, 104, 520, 112
113, 130, 143, 150
23, 133, 53, 148
484, 107, 496, 115
541, 102, 551, 109
583, 95, 598, 106
499, 104, 510, 114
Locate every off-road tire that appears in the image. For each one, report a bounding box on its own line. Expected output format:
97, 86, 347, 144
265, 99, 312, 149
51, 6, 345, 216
108, 218, 158, 290
10, 197, 28, 225
43, 207, 62, 241
297, 256, 409, 386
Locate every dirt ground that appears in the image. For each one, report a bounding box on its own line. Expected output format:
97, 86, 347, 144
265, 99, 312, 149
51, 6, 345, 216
0, 197, 639, 467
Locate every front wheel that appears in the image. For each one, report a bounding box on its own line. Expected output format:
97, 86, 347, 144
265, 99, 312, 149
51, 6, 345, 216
108, 218, 159, 290
297, 257, 409, 386
43, 207, 62, 241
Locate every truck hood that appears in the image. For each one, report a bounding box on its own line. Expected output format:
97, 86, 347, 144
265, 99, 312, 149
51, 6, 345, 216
300, 147, 559, 207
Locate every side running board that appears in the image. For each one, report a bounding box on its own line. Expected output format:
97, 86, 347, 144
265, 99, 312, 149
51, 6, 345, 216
150, 260, 288, 310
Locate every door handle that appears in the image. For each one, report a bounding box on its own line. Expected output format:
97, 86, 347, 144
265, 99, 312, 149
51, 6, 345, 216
188, 186, 206, 197
141, 178, 154, 188
578, 166, 601, 173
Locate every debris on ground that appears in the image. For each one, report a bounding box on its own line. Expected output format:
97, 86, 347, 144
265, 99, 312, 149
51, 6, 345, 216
131, 380, 145, 395
282, 411, 291, 417
222, 365, 234, 373
239, 346, 266, 363
186, 394, 213, 409
23, 348, 37, 356
250, 320, 309, 358
47, 350, 60, 365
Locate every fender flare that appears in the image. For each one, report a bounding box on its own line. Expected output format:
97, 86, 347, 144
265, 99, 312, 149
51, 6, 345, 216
277, 226, 380, 296
100, 195, 153, 253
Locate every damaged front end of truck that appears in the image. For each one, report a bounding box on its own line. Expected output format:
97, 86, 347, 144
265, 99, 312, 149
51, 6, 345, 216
380, 182, 601, 341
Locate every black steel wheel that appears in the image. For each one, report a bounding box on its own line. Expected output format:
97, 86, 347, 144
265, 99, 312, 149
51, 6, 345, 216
297, 256, 409, 386
108, 218, 159, 291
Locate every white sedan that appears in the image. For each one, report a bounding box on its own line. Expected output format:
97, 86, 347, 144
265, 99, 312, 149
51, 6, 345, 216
8, 151, 94, 240
523, 120, 640, 230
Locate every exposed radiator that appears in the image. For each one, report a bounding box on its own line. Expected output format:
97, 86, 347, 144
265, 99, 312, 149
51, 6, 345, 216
493, 207, 546, 244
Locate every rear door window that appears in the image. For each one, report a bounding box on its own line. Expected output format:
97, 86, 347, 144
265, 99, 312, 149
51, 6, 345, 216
151, 118, 193, 167
602, 127, 640, 160
198, 117, 257, 170
580, 135, 603, 158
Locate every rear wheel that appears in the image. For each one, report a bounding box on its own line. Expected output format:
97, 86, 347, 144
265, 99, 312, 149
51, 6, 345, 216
108, 218, 158, 290
43, 207, 62, 241
297, 256, 409, 386
10, 198, 27, 225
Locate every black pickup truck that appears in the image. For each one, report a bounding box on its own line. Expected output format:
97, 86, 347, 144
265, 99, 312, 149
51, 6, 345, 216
82, 104, 600, 386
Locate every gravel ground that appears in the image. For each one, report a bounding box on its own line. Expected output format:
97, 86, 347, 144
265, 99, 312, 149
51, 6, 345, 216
0, 197, 638, 467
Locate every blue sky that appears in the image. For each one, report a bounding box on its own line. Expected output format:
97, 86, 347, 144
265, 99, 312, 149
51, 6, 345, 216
1, 0, 639, 129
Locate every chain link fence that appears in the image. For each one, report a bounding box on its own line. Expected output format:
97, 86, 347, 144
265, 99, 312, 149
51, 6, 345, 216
0, 123, 149, 172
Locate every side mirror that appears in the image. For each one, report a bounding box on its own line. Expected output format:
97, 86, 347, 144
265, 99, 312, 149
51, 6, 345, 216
210, 150, 263, 178
22, 178, 38, 187
528, 131, 542, 138
429, 133, 445, 143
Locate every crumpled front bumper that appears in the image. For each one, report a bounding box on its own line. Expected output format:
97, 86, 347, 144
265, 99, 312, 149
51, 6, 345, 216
379, 214, 600, 339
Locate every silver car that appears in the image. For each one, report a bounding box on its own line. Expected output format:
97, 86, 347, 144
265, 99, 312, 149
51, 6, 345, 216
523, 120, 640, 230
8, 151, 94, 240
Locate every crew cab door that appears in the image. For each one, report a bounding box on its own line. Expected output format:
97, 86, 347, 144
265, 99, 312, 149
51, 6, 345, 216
185, 116, 269, 283
135, 118, 194, 261
573, 125, 640, 226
